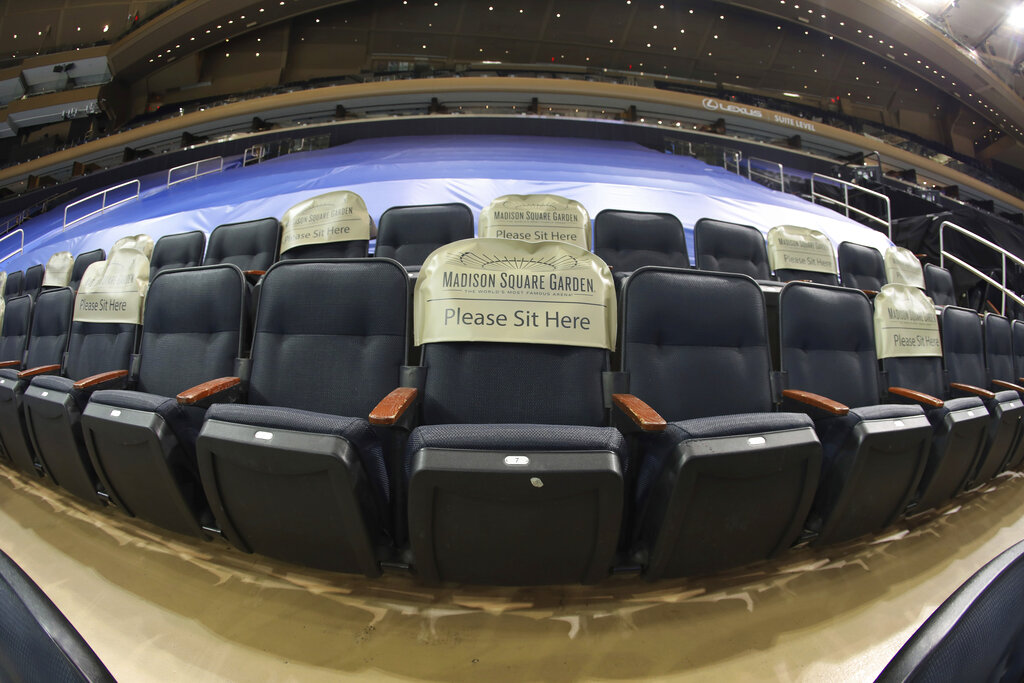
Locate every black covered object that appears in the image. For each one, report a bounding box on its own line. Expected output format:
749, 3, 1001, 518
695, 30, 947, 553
197, 259, 408, 576
22, 264, 43, 301
69, 249, 104, 292
621, 268, 821, 578
876, 538, 1024, 682
202, 218, 280, 272
924, 264, 956, 307
0, 548, 115, 683
4, 270, 23, 299
693, 218, 771, 280
838, 242, 886, 291
375, 203, 474, 268
150, 230, 205, 281
593, 209, 690, 273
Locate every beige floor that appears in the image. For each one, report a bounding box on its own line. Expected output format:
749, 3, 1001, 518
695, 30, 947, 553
2, 467, 1024, 682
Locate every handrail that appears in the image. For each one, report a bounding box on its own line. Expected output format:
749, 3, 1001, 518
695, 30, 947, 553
940, 220, 1024, 315
723, 149, 742, 175
242, 145, 265, 166
746, 157, 785, 192
0, 229, 24, 263
167, 156, 223, 187
810, 173, 892, 239
63, 179, 140, 231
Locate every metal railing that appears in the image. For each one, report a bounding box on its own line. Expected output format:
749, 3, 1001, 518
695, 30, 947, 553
940, 220, 1024, 315
723, 149, 742, 175
810, 173, 892, 239
167, 156, 223, 187
0, 229, 24, 263
242, 145, 265, 166
0, 210, 26, 235
62, 179, 141, 231
746, 157, 785, 192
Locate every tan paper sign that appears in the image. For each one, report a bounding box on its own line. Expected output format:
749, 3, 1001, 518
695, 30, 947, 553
414, 237, 616, 350
280, 190, 375, 254
478, 194, 592, 249
0, 297, 6, 335
767, 225, 838, 275
874, 283, 942, 358
111, 234, 154, 260
885, 246, 925, 289
73, 246, 150, 324
41, 251, 73, 287
0, 272, 8, 299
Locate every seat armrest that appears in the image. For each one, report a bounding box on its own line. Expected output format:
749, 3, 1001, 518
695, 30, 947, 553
993, 379, 1024, 393
781, 389, 850, 417
0, 360, 21, 369
612, 393, 667, 432
861, 289, 878, 297
369, 387, 418, 426
950, 382, 996, 399
17, 364, 61, 380
888, 386, 944, 408
73, 369, 129, 391
176, 376, 242, 407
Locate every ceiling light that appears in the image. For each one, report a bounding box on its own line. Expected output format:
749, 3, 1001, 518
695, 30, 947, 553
1008, 3, 1024, 29
102, 24, 109, 32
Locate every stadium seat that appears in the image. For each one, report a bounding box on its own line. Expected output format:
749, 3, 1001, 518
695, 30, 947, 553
396, 237, 625, 585
693, 218, 771, 279
0, 288, 73, 477
202, 218, 280, 278
837, 242, 886, 293
924, 263, 957, 307
4, 270, 23, 300
884, 246, 926, 290
22, 249, 146, 504
779, 282, 931, 544
22, 264, 43, 300
375, 203, 474, 269
617, 267, 821, 578
875, 285, 989, 512
767, 225, 840, 285
68, 249, 105, 292
279, 191, 374, 260
194, 259, 407, 575
941, 306, 1022, 484
81, 264, 250, 536
40, 251, 73, 289
1012, 319, 1024, 383
593, 209, 690, 274
478, 194, 592, 249
983, 312, 1024, 470
149, 230, 205, 281
0, 294, 32, 467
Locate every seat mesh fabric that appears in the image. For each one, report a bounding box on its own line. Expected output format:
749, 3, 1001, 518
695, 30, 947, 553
693, 219, 771, 279
69, 250, 104, 292
150, 231, 205, 281
943, 307, 990, 388
63, 322, 136, 381
375, 203, 474, 267
23, 289, 73, 369
0, 296, 32, 364
4, 271, 22, 299
925, 263, 957, 307
593, 210, 689, 272
883, 356, 947, 400
203, 218, 279, 271
1013, 320, 1024, 381
985, 313, 1016, 383
838, 242, 886, 291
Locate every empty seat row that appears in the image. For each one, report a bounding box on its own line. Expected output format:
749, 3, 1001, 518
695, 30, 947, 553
1, 232, 1021, 586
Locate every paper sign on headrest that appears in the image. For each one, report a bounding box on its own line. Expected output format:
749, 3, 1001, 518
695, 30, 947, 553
874, 284, 942, 359
478, 194, 592, 249
280, 190, 375, 254
767, 225, 838, 275
41, 251, 73, 287
111, 234, 154, 259
0, 298, 6, 335
885, 246, 925, 289
415, 237, 616, 350
73, 247, 150, 324
0, 272, 7, 299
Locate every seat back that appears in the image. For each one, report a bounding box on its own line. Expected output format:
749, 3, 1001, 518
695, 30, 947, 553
247, 259, 408, 415
925, 263, 957, 306
203, 218, 280, 271
478, 194, 591, 249
4, 271, 23, 300
279, 191, 374, 260
693, 218, 771, 279
375, 203, 474, 267
767, 225, 839, 285
984, 312, 1016, 384
621, 268, 773, 419
593, 210, 689, 272
875, 284, 945, 398
150, 231, 205, 281
23, 264, 43, 299
41, 252, 73, 289
136, 265, 248, 397
68, 250, 104, 292
779, 282, 879, 407
941, 306, 989, 388
1013, 319, 1024, 383
838, 242, 886, 291
23, 288, 73, 370
885, 246, 926, 289
0, 295, 32, 365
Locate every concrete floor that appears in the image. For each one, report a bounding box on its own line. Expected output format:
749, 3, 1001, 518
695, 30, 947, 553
2, 466, 1024, 682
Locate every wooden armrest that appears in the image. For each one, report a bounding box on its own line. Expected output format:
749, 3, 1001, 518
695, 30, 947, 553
176, 376, 241, 405
369, 387, 418, 426
782, 389, 849, 416
73, 369, 129, 390
860, 289, 878, 297
612, 393, 667, 432
993, 379, 1024, 393
888, 386, 943, 408
244, 269, 266, 277
17, 364, 61, 380
950, 382, 996, 399
0, 360, 21, 369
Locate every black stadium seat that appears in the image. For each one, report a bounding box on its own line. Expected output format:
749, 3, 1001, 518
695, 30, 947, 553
203, 218, 280, 276
194, 259, 408, 576
279, 191, 374, 260
693, 218, 772, 280
617, 268, 821, 578
22, 263, 43, 300
768, 226, 840, 285
1012, 319, 1024, 384
924, 263, 956, 307
0, 287, 73, 478
375, 203, 474, 268
81, 264, 250, 536
593, 209, 690, 273
982, 312, 1024, 470
4, 270, 23, 300
0, 294, 33, 467
68, 249, 105, 292
838, 241, 886, 292
150, 230, 206, 281
779, 282, 931, 544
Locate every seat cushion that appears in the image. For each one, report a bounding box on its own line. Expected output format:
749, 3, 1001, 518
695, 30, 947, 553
0, 368, 18, 381
924, 395, 985, 427
405, 423, 626, 480
205, 403, 389, 504
29, 374, 88, 409
994, 389, 1020, 404
816, 402, 926, 467
89, 389, 206, 469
